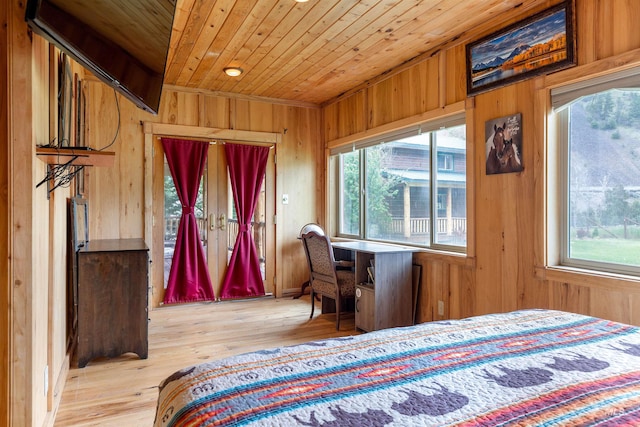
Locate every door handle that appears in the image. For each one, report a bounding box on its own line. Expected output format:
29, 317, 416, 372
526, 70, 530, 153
209, 213, 226, 230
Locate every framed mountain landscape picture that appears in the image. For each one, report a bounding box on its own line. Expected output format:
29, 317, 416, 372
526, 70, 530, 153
466, 0, 576, 95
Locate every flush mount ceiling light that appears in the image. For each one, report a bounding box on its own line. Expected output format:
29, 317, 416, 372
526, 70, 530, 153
295, 0, 309, 2
223, 67, 243, 77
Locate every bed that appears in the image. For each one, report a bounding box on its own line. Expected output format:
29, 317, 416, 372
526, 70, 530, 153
154, 309, 640, 426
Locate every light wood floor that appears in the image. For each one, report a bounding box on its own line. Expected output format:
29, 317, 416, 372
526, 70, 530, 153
53, 296, 356, 426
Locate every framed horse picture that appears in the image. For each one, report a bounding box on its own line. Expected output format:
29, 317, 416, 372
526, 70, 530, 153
466, 0, 576, 95
485, 113, 523, 175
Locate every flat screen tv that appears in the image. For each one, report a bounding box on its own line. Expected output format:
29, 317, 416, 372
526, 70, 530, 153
25, 0, 176, 115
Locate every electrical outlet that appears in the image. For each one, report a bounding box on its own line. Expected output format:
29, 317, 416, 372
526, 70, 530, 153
437, 300, 445, 316
282, 194, 289, 204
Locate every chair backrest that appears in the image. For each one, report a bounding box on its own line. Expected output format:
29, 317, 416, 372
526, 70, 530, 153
300, 230, 337, 283
298, 223, 325, 238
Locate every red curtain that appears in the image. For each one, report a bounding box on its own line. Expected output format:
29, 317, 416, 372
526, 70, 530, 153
220, 143, 270, 299
162, 138, 215, 304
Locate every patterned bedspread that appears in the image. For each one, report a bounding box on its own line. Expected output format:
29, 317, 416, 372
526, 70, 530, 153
154, 310, 640, 426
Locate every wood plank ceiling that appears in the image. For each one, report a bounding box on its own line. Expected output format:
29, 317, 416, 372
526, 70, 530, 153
166, 0, 555, 106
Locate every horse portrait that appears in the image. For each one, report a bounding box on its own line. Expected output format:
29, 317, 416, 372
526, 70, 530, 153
485, 115, 523, 175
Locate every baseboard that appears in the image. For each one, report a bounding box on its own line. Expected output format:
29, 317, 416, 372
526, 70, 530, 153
43, 353, 70, 427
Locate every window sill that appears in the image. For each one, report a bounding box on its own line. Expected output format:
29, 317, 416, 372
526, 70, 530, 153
414, 248, 474, 267
536, 265, 640, 292
331, 237, 473, 267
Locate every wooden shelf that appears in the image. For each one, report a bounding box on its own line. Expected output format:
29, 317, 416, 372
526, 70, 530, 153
36, 147, 115, 167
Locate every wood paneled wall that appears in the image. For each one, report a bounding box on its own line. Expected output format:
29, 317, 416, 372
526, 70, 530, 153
2, 1, 69, 425
5, 0, 640, 425
1, 2, 11, 424
323, 0, 640, 326
83, 83, 323, 306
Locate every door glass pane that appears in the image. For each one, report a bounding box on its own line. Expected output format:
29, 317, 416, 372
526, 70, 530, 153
365, 134, 430, 245
163, 157, 207, 287
226, 173, 267, 280
434, 126, 467, 247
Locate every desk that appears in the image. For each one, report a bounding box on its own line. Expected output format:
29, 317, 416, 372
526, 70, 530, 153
332, 241, 416, 332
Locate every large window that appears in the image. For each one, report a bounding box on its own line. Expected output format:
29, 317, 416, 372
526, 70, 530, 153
334, 117, 467, 251
554, 67, 640, 274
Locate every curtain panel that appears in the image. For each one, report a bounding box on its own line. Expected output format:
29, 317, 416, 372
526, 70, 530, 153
220, 143, 270, 299
162, 137, 215, 303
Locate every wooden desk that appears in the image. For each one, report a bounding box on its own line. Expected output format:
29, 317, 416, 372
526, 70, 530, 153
76, 238, 149, 367
332, 241, 416, 332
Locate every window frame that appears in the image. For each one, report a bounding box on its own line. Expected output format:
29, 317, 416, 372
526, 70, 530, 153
332, 114, 467, 253
337, 151, 362, 239
553, 66, 640, 276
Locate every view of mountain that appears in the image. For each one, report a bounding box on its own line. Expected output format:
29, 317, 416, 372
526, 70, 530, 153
570, 100, 640, 189
472, 44, 531, 72
471, 7, 567, 73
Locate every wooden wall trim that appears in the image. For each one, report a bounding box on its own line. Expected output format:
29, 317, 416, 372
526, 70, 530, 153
414, 251, 475, 268
150, 137, 165, 308
163, 84, 320, 110
326, 100, 465, 149
0, 0, 10, 423
42, 353, 69, 427
143, 133, 154, 309
544, 46, 640, 90
8, 0, 35, 423
464, 98, 476, 261
142, 122, 282, 144
538, 266, 640, 294
144, 133, 153, 248
534, 77, 550, 272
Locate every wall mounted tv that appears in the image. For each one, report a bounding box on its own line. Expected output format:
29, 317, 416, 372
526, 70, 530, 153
26, 0, 176, 115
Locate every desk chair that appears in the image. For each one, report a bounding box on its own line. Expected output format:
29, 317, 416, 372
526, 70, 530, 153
293, 223, 325, 300
300, 229, 355, 330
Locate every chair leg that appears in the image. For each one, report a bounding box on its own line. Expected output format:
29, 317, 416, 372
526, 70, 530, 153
293, 280, 310, 299
309, 289, 315, 319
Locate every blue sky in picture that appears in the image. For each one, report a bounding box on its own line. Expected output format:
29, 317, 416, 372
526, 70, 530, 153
471, 9, 566, 69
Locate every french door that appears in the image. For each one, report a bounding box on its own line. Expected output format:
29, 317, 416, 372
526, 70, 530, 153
162, 141, 274, 300
203, 142, 230, 297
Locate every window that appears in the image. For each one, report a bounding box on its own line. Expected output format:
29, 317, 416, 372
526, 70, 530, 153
332, 116, 467, 251
554, 67, 640, 274
438, 153, 454, 171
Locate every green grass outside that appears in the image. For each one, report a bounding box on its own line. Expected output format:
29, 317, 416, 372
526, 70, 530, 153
570, 238, 640, 266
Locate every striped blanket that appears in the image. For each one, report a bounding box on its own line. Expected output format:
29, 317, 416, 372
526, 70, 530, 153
154, 310, 640, 426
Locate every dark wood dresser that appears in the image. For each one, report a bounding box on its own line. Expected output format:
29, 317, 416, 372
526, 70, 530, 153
76, 238, 149, 368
